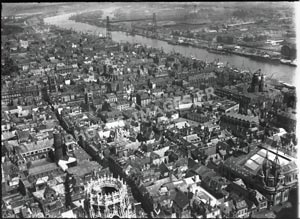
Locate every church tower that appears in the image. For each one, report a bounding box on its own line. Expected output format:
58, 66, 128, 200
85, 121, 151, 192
262, 149, 271, 180
273, 147, 284, 186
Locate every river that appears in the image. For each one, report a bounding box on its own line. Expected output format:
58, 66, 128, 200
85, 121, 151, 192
44, 12, 296, 85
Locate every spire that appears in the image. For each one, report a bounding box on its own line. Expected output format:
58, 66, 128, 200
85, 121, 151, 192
273, 146, 281, 183
264, 148, 270, 165
263, 148, 271, 177
274, 146, 280, 165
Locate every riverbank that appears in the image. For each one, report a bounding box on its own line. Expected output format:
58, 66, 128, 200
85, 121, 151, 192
70, 16, 297, 68
133, 34, 296, 67
44, 12, 296, 85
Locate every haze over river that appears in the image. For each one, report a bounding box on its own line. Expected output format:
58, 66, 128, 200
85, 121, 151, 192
44, 8, 296, 85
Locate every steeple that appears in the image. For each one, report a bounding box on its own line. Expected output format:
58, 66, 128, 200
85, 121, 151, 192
262, 148, 271, 178
273, 146, 281, 184
273, 147, 280, 167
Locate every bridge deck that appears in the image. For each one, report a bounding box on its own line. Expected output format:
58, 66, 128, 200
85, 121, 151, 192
110, 18, 153, 23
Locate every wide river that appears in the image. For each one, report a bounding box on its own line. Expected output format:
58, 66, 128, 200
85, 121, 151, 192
44, 12, 296, 85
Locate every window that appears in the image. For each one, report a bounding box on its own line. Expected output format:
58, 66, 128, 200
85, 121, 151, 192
276, 193, 281, 202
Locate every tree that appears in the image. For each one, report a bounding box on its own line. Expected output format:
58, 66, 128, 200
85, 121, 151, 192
8, 163, 19, 178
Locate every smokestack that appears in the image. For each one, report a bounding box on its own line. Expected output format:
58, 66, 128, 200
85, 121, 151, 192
53, 129, 63, 162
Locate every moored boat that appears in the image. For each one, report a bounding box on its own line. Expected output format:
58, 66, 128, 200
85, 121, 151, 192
280, 59, 291, 64
290, 59, 297, 67
167, 39, 178, 45
207, 47, 227, 55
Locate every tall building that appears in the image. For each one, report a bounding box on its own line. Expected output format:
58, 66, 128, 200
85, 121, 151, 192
249, 71, 265, 93
53, 129, 64, 162
85, 174, 136, 218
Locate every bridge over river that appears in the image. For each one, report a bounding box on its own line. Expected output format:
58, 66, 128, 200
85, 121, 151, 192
44, 12, 296, 85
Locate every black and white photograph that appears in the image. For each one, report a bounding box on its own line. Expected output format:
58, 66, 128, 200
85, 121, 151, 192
1, 2, 299, 218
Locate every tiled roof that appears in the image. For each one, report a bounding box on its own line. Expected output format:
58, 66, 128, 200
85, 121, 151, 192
29, 163, 58, 175
16, 130, 30, 141
277, 110, 296, 120
173, 189, 189, 209
51, 183, 65, 196
194, 165, 215, 178
282, 161, 297, 174
235, 199, 248, 210
138, 92, 150, 100
2, 132, 16, 141
66, 160, 100, 177
159, 162, 170, 174
224, 112, 259, 123
19, 138, 54, 153
73, 148, 91, 161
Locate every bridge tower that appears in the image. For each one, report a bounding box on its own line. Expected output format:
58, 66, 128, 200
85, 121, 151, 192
106, 16, 112, 40
152, 13, 157, 37
130, 23, 135, 36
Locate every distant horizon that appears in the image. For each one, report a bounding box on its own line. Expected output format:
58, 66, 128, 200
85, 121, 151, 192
2, 2, 294, 16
